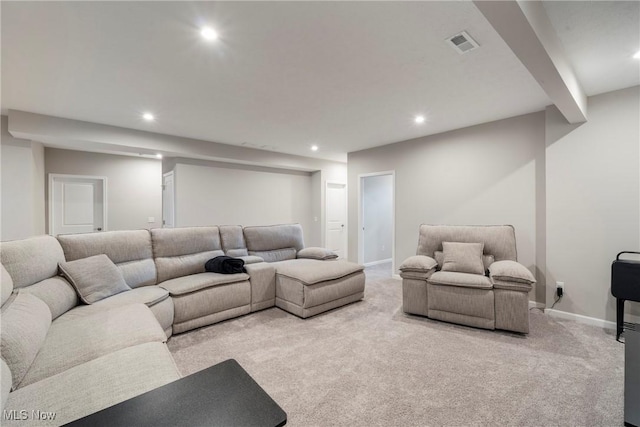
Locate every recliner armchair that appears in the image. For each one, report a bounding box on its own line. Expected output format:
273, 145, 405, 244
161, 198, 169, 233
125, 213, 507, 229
400, 225, 536, 333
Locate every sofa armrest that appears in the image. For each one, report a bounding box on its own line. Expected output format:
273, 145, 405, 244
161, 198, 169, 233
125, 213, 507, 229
297, 247, 338, 260
399, 255, 437, 280
239, 255, 264, 265
489, 260, 535, 291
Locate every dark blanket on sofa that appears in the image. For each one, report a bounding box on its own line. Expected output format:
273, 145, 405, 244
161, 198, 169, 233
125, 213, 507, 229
205, 256, 246, 274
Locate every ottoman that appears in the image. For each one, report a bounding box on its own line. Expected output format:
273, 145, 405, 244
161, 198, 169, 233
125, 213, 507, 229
272, 259, 365, 318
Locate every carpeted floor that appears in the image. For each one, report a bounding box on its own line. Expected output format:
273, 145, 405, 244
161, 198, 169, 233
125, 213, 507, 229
167, 263, 624, 426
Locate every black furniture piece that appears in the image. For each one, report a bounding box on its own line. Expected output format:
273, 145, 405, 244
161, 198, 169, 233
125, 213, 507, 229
65, 359, 286, 427
625, 324, 640, 427
611, 251, 640, 341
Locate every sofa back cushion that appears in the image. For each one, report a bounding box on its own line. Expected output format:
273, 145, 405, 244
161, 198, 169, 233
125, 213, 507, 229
57, 230, 156, 288
243, 224, 305, 262
219, 225, 248, 257
20, 277, 78, 320
151, 227, 224, 283
1, 265, 13, 307
0, 291, 52, 390
417, 225, 517, 262
0, 235, 65, 288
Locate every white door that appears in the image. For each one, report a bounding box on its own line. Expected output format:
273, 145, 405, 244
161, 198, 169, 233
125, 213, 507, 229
162, 171, 175, 228
325, 182, 347, 258
49, 174, 106, 236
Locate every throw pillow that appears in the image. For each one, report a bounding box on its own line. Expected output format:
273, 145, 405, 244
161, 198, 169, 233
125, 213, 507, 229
297, 247, 339, 260
59, 254, 130, 304
435, 251, 494, 272
441, 242, 485, 275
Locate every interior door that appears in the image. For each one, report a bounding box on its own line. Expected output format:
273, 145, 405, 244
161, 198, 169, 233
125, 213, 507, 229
162, 171, 175, 228
325, 182, 347, 258
50, 175, 106, 236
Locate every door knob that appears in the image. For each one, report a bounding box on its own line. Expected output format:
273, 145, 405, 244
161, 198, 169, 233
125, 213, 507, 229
96, 227, 102, 231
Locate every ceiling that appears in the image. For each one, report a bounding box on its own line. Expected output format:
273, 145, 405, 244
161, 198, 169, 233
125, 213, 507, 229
1, 1, 638, 162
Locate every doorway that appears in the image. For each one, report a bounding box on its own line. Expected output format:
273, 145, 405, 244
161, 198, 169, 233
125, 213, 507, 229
358, 171, 394, 272
48, 174, 107, 236
325, 182, 347, 258
162, 171, 175, 228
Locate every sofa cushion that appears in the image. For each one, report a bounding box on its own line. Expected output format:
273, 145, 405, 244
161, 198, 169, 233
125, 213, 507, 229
151, 227, 224, 283
0, 291, 52, 390
20, 276, 78, 320
219, 225, 248, 256
1, 264, 14, 306
435, 251, 494, 272
0, 235, 65, 288
59, 254, 131, 304
4, 342, 181, 426
19, 303, 166, 388
243, 224, 305, 252
249, 248, 297, 263
159, 272, 249, 296
272, 259, 364, 286
57, 230, 156, 288
297, 247, 338, 260
399, 255, 438, 272
489, 260, 536, 284
427, 271, 493, 289
441, 242, 485, 275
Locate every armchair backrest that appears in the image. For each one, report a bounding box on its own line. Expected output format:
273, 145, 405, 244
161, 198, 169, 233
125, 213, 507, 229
416, 225, 517, 262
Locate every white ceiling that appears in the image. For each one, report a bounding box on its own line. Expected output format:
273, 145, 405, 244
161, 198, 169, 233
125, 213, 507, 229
1, 2, 637, 162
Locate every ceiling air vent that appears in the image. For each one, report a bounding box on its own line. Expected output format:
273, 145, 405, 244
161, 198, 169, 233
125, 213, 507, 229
446, 31, 479, 54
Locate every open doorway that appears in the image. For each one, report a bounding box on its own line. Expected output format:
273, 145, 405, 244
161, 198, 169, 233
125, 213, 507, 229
358, 171, 394, 274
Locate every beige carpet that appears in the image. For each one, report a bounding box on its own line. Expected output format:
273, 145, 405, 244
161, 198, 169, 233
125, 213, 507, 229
167, 263, 624, 426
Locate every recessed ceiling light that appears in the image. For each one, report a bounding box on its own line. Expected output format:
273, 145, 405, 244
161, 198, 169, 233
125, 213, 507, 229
142, 113, 155, 121
156, 153, 163, 159
201, 26, 218, 41
633, 50, 640, 59
311, 145, 319, 152
414, 115, 425, 124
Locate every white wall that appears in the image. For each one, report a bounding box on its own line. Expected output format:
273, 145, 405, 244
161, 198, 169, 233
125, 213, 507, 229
546, 86, 640, 322
1, 116, 46, 240
173, 160, 317, 245
348, 112, 545, 302
363, 174, 393, 264
45, 148, 162, 232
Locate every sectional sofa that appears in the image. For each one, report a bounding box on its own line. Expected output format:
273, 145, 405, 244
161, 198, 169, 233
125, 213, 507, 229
0, 224, 365, 425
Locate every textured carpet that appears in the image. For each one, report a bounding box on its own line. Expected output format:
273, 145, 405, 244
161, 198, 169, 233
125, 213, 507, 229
167, 263, 624, 426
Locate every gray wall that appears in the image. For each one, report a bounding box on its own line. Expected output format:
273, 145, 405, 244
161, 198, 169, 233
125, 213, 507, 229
173, 159, 318, 246
45, 148, 162, 232
363, 174, 393, 264
1, 116, 45, 240
545, 86, 640, 322
348, 112, 546, 302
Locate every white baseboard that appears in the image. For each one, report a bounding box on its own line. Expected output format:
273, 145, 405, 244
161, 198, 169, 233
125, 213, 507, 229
392, 273, 402, 280
528, 300, 640, 330
364, 258, 392, 267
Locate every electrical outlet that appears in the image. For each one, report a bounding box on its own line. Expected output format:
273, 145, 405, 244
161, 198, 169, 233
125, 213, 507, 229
556, 281, 565, 297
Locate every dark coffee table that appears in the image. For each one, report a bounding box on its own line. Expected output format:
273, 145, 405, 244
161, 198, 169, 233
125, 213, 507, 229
65, 359, 286, 427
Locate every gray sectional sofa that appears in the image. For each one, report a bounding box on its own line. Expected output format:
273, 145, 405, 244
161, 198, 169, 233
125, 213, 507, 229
400, 225, 536, 333
0, 224, 365, 425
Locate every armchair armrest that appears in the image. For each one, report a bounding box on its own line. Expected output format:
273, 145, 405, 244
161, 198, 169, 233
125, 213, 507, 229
489, 260, 536, 291
297, 247, 338, 260
399, 255, 437, 280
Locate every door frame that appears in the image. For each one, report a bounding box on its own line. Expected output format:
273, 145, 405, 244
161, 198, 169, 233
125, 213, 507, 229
162, 171, 176, 228
358, 171, 395, 272
48, 173, 108, 236
325, 181, 347, 259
